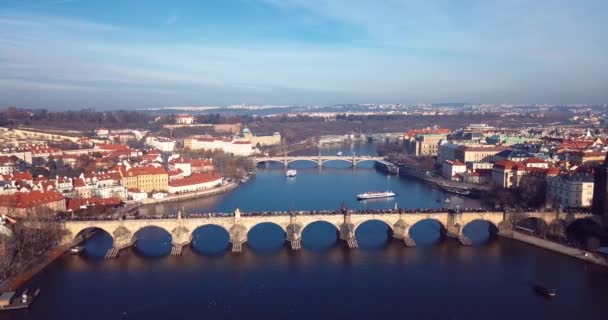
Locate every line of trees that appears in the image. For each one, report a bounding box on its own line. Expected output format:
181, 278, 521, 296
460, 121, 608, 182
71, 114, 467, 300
0, 210, 64, 283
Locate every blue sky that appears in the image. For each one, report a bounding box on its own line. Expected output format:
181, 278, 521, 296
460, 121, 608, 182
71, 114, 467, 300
0, 0, 607, 109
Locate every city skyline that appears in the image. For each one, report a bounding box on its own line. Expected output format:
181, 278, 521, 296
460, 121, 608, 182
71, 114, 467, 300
1, 0, 607, 109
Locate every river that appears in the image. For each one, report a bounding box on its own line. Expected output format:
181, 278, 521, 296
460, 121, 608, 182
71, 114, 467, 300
2, 142, 607, 320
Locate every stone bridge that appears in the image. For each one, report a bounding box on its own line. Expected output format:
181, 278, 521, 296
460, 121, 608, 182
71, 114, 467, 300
62, 209, 600, 257
251, 155, 384, 167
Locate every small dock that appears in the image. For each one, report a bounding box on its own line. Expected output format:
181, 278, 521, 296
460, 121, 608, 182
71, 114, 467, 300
404, 237, 416, 247
170, 245, 183, 256
0, 289, 40, 312
290, 239, 302, 251
104, 247, 120, 259
347, 238, 358, 248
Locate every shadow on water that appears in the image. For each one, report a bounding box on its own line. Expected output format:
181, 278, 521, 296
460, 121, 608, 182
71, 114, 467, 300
131, 226, 172, 258
463, 220, 498, 245
191, 225, 230, 256
80, 229, 113, 260
355, 220, 392, 249
409, 219, 445, 246
301, 221, 339, 251
247, 222, 286, 252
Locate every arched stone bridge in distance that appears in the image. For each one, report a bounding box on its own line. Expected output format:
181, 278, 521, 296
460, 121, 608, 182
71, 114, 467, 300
251, 155, 384, 167
62, 209, 600, 258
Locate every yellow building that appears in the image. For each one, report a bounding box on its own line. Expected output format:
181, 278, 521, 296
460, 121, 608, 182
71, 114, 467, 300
241, 127, 281, 147
119, 166, 168, 192
414, 134, 447, 156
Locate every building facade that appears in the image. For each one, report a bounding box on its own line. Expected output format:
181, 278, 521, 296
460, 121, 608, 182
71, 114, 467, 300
119, 166, 169, 192
547, 175, 594, 208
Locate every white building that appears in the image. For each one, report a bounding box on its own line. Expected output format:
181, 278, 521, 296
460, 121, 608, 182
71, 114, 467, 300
127, 188, 148, 201
442, 159, 467, 180
92, 185, 127, 200
168, 173, 223, 194
145, 136, 176, 152
94, 128, 110, 137
546, 174, 594, 208
0, 156, 17, 175
175, 115, 195, 125
184, 136, 255, 156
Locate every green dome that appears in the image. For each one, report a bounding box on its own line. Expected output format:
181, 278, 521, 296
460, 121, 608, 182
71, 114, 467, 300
242, 127, 251, 134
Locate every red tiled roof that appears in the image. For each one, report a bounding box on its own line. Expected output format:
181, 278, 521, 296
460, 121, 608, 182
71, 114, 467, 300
67, 197, 121, 211
95, 144, 131, 151
0, 191, 65, 209
123, 166, 167, 177
523, 157, 546, 164
169, 173, 222, 187
2, 172, 33, 182
493, 160, 516, 170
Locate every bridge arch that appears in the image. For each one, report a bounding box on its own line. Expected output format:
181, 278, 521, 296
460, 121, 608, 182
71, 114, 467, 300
246, 222, 286, 250
354, 218, 394, 233
565, 217, 604, 249
191, 224, 231, 254
301, 220, 340, 249
287, 159, 321, 166
461, 219, 500, 243
130, 225, 172, 256
320, 158, 354, 166
512, 216, 549, 236
407, 218, 448, 244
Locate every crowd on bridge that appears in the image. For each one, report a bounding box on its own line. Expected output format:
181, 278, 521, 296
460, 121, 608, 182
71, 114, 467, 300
62, 207, 509, 222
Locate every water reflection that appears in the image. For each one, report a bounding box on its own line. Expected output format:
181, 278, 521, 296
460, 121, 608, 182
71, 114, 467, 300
17, 223, 608, 320
132, 227, 172, 257
191, 225, 230, 255
246, 222, 286, 251
301, 221, 338, 250
409, 219, 445, 245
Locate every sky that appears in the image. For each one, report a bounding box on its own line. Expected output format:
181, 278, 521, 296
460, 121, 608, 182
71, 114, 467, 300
0, 0, 607, 109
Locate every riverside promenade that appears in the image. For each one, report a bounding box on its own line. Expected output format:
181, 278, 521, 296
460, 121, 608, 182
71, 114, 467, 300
509, 231, 608, 267
141, 182, 238, 205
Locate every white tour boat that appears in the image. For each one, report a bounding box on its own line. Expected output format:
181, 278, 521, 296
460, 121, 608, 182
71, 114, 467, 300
356, 190, 396, 200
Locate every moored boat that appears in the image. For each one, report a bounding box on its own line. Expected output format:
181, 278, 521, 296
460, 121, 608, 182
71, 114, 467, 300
356, 190, 396, 200
69, 245, 85, 255
286, 169, 297, 177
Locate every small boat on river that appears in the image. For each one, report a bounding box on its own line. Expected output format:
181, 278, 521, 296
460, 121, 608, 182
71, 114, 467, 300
533, 284, 556, 298
357, 190, 396, 200
69, 245, 85, 255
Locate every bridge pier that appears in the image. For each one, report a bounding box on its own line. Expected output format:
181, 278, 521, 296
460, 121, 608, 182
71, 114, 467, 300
339, 222, 358, 248
170, 225, 192, 256
286, 223, 303, 251
392, 219, 416, 247
229, 224, 248, 254
105, 225, 133, 259
446, 215, 473, 246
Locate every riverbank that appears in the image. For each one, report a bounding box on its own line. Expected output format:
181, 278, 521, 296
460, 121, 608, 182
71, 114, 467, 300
141, 182, 238, 205
0, 243, 72, 292
396, 164, 490, 196
506, 231, 608, 267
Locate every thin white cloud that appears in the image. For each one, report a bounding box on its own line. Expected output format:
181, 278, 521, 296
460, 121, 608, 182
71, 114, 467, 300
0, 79, 91, 91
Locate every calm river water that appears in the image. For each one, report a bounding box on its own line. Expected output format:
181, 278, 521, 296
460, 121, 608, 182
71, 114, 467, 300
3, 142, 608, 320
